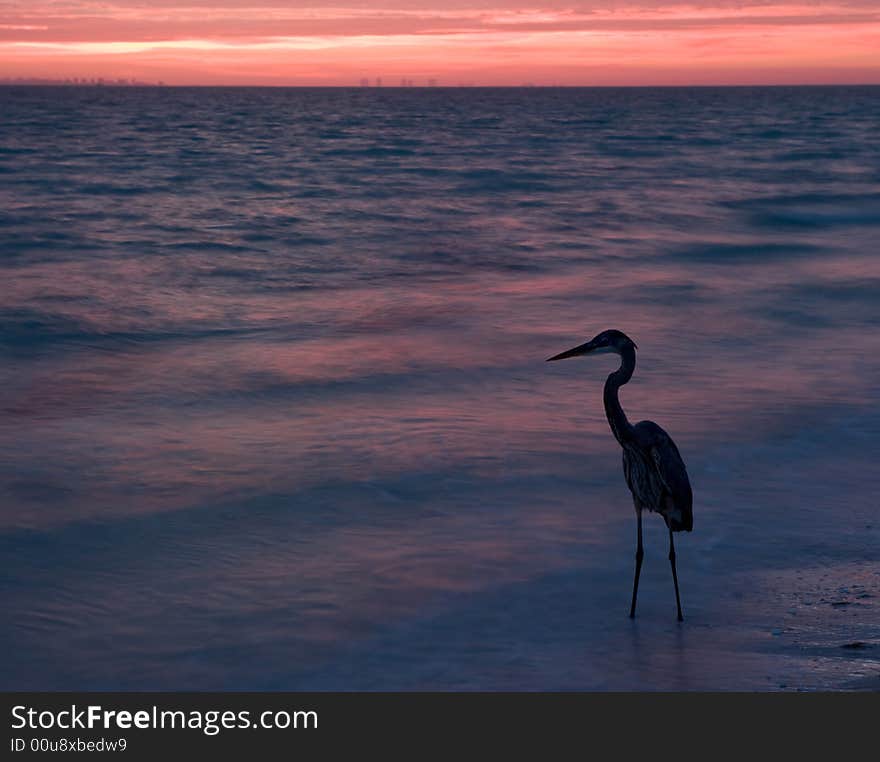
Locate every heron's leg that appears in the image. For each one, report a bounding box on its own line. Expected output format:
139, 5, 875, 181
629, 511, 644, 619
668, 527, 684, 622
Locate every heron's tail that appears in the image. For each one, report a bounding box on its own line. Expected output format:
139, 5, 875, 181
669, 512, 693, 532
665, 494, 693, 532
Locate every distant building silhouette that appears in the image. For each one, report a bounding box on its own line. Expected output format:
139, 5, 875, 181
0, 76, 159, 86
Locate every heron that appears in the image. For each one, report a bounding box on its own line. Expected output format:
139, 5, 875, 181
547, 329, 693, 621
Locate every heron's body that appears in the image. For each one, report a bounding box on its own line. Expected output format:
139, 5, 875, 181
622, 424, 691, 532
548, 329, 693, 620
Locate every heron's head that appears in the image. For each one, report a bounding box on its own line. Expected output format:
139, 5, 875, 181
546, 329, 637, 362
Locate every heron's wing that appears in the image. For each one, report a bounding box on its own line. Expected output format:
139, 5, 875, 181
635, 421, 693, 531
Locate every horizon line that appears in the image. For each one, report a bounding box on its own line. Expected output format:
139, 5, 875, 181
3, 82, 880, 88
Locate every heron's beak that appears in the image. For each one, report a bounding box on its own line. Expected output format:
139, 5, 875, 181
546, 340, 595, 362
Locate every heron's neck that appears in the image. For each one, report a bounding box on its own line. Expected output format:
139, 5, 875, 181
603, 346, 635, 444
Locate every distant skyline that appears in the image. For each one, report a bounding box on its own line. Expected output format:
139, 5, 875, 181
1, 2, 879, 86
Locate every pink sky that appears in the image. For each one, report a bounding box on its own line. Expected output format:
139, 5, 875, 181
1, 2, 879, 85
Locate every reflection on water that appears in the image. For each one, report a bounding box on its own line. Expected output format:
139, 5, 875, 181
1, 86, 879, 689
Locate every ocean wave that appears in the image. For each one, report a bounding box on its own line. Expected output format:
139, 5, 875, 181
722, 192, 880, 229
0, 307, 268, 353
666, 241, 819, 263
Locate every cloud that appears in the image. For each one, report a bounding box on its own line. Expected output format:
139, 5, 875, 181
2, 3, 879, 42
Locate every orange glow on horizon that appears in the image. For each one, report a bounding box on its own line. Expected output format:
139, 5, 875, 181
0, 3, 878, 85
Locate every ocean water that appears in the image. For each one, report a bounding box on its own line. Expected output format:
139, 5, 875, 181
1, 86, 879, 690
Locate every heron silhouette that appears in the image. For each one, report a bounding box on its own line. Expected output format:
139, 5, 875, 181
547, 329, 693, 621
